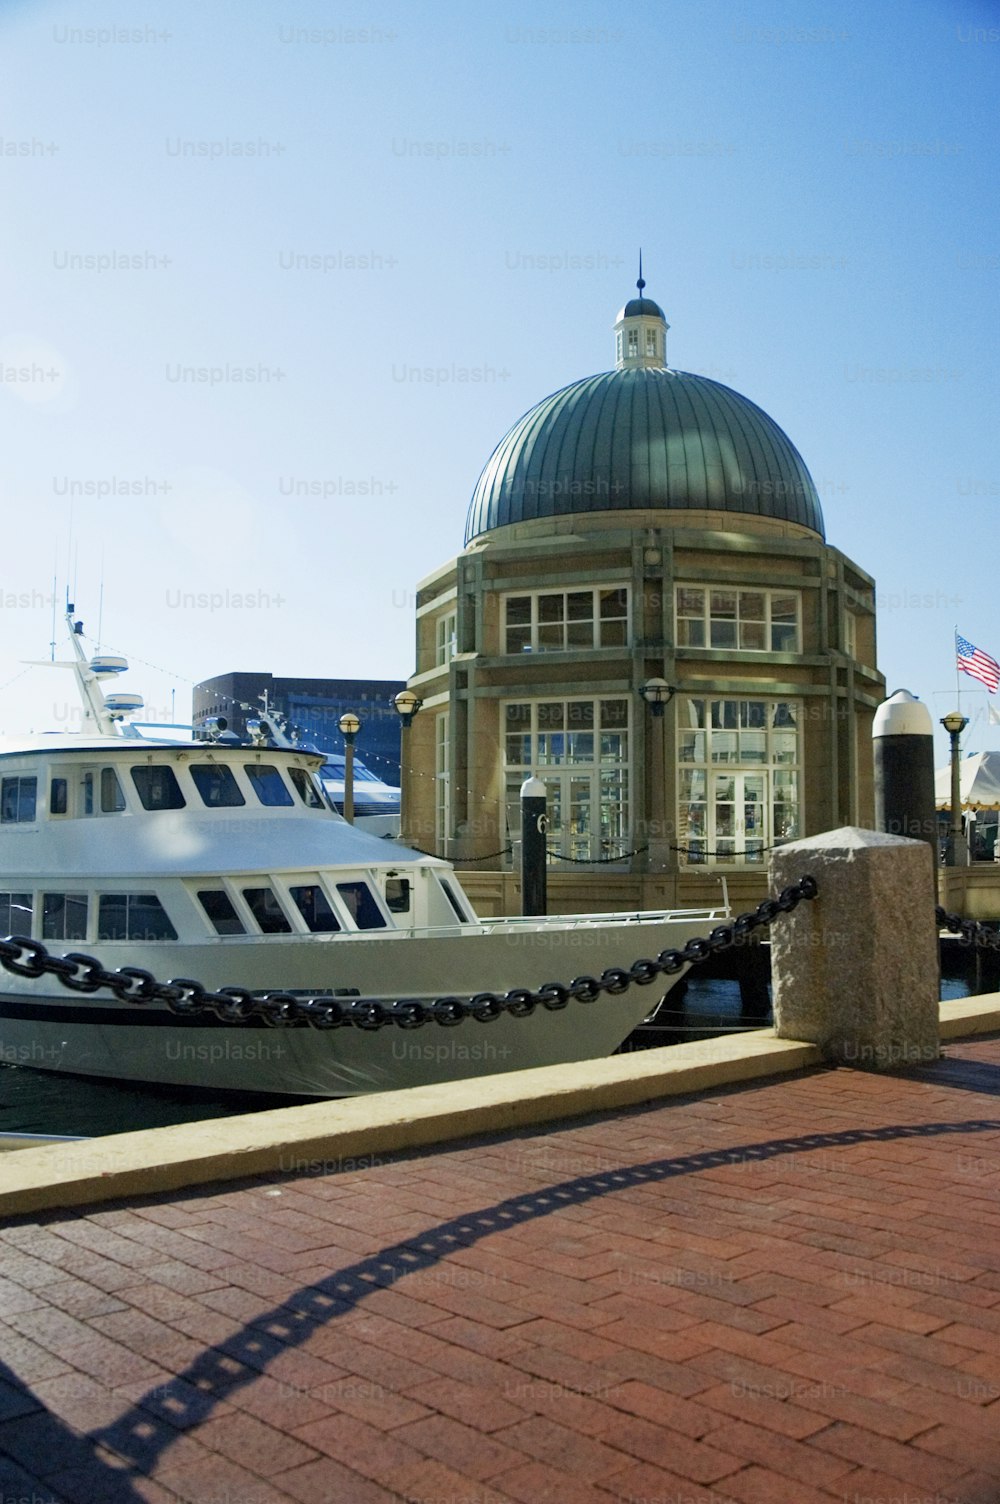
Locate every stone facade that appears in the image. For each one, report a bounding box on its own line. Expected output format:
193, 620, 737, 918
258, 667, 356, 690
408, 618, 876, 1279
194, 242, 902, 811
400, 287, 885, 916
404, 517, 883, 914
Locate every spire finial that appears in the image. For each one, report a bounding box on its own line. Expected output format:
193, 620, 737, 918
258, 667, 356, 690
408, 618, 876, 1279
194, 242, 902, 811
637, 248, 645, 295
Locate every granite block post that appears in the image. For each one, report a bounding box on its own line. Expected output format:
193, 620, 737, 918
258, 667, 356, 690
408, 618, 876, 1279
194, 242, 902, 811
770, 826, 939, 1070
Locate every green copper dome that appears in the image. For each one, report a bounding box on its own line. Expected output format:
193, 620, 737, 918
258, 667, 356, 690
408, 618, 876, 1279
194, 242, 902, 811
464, 367, 825, 544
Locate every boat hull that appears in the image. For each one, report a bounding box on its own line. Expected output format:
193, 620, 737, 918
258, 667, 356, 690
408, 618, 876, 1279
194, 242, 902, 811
0, 912, 716, 1096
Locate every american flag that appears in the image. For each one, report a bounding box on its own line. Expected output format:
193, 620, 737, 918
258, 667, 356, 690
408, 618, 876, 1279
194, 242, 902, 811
956, 634, 1000, 693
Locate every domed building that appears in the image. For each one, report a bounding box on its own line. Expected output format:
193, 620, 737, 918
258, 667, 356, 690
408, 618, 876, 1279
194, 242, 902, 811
402, 280, 885, 913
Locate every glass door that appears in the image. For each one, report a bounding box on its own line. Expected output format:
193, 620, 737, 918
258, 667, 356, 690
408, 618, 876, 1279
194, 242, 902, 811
537, 774, 591, 861
711, 771, 768, 863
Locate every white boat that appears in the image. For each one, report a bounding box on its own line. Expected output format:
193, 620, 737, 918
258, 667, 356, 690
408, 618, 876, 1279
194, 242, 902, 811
317, 753, 401, 838
0, 609, 729, 1098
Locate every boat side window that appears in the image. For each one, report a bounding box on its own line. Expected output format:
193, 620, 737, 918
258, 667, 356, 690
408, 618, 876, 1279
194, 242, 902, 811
384, 877, 411, 914
242, 886, 292, 933
336, 881, 387, 930
1, 776, 37, 824
0, 891, 32, 935
98, 894, 178, 941
42, 893, 88, 941
197, 890, 246, 935
289, 768, 324, 809
439, 878, 469, 923
246, 764, 294, 807
82, 772, 94, 816
50, 778, 68, 816
190, 763, 246, 808
101, 768, 127, 813
290, 884, 341, 933
131, 765, 186, 810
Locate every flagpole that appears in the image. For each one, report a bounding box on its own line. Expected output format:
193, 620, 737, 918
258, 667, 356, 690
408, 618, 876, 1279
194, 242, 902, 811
954, 625, 960, 712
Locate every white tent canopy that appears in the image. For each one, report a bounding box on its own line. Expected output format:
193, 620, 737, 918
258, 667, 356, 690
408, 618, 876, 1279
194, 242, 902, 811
935, 751, 1000, 811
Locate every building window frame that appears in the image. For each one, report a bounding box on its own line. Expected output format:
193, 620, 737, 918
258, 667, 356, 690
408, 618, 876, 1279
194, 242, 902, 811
843, 611, 857, 661
435, 711, 450, 850
502, 585, 629, 655
502, 695, 631, 863
676, 695, 802, 868
675, 585, 802, 654
435, 611, 457, 667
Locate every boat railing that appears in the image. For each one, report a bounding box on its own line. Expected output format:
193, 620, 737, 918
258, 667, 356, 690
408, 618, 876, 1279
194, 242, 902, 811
371, 905, 734, 943
478, 905, 730, 929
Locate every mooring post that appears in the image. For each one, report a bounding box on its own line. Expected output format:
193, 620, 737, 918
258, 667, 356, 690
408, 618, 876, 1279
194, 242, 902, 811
769, 826, 939, 1070
520, 776, 548, 917
872, 689, 937, 869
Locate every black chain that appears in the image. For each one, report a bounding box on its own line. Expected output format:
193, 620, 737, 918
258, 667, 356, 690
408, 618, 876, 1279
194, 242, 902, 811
0, 876, 818, 1032
412, 842, 783, 866
544, 846, 649, 864
407, 845, 514, 862
936, 906, 1000, 951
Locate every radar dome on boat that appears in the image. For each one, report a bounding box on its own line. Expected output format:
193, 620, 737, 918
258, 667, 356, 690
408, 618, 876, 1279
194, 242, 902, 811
103, 692, 144, 716
89, 655, 129, 677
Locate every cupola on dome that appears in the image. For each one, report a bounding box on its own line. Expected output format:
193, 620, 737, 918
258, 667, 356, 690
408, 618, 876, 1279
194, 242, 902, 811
464, 275, 825, 545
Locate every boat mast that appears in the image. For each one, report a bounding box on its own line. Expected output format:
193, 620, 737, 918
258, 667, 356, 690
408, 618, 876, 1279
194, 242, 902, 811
63, 605, 121, 738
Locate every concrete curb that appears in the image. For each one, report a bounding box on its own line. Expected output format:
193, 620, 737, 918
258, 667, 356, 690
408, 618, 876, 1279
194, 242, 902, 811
2, 997, 998, 1217
939, 994, 1000, 1038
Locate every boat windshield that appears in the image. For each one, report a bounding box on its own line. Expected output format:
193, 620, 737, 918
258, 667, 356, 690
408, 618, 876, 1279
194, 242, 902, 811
246, 765, 294, 807
289, 767, 325, 808
191, 764, 246, 808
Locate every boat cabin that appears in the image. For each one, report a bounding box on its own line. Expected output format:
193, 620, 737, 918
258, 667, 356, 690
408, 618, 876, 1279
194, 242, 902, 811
0, 738, 475, 948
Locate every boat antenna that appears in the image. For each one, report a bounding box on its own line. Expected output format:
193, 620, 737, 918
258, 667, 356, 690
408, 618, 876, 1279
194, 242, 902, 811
49, 562, 57, 662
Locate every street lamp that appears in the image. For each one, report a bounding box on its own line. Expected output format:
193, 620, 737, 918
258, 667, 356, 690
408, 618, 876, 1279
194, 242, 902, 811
393, 690, 422, 838
639, 678, 675, 717
940, 711, 969, 866
338, 712, 361, 825
393, 689, 422, 728
639, 678, 676, 870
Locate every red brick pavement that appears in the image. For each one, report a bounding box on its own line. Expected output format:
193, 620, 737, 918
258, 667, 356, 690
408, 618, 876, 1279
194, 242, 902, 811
2, 1036, 1000, 1504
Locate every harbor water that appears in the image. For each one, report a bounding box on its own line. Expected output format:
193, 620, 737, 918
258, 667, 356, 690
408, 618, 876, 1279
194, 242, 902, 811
0, 942, 990, 1141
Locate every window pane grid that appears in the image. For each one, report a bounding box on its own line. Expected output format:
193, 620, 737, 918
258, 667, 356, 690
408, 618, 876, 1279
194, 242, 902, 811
1, 777, 37, 824
675, 586, 801, 654
503, 587, 629, 654
503, 697, 630, 862
435, 711, 450, 848
676, 696, 801, 868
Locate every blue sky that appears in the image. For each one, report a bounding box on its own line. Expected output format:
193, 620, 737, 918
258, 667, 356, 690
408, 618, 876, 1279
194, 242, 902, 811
0, 0, 997, 763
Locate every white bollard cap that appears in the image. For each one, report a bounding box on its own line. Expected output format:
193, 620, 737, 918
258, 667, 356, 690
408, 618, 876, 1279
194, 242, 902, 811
872, 688, 934, 738
520, 776, 547, 799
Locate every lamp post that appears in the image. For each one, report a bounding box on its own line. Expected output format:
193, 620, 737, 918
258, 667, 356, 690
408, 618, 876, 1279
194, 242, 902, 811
639, 678, 676, 871
338, 712, 361, 824
393, 690, 422, 838
940, 711, 969, 866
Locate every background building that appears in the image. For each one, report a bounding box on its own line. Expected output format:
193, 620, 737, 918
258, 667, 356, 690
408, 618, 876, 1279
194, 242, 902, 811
193, 672, 406, 783
403, 281, 886, 914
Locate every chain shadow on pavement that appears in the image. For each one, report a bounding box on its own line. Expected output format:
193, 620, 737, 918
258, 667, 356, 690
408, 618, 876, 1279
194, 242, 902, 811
2, 1107, 999, 1500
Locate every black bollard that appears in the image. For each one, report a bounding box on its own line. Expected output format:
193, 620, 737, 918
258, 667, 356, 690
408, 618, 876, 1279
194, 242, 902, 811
873, 689, 937, 854
738, 939, 771, 1023
520, 776, 548, 916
